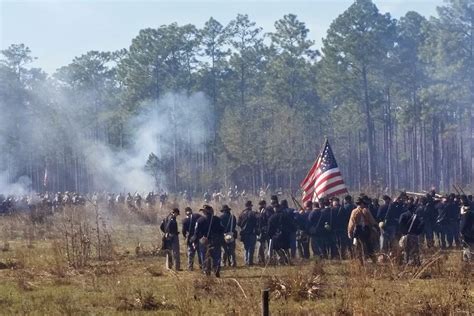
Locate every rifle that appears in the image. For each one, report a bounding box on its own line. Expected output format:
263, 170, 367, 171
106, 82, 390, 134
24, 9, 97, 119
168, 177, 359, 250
455, 184, 467, 196
452, 185, 461, 196
291, 194, 303, 211
406, 191, 427, 197
267, 239, 273, 259
264, 184, 270, 193
421, 190, 442, 199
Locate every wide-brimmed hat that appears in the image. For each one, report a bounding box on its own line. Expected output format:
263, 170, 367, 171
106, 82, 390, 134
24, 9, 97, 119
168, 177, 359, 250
245, 200, 253, 208
355, 197, 367, 206
201, 204, 213, 213
220, 204, 232, 212
270, 195, 279, 206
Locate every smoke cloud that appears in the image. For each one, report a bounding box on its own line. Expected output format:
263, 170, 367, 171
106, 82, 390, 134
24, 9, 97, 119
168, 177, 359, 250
84, 91, 213, 192
0, 90, 212, 194
0, 172, 31, 195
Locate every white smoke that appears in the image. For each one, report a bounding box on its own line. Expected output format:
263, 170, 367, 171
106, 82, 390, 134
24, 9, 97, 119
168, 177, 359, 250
0, 65, 212, 194
83, 92, 212, 193
0, 171, 31, 195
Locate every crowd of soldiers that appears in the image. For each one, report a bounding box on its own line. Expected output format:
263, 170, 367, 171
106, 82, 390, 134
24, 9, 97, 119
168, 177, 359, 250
101, 186, 282, 216
0, 185, 276, 215
0, 191, 86, 214
2, 187, 473, 278
0, 191, 164, 215
202, 186, 283, 204
103, 186, 259, 211
159, 190, 474, 277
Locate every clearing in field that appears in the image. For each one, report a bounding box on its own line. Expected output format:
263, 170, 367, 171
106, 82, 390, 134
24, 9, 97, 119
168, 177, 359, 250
0, 205, 472, 315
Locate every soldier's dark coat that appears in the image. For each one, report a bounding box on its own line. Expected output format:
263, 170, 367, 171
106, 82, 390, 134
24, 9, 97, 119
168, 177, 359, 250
194, 214, 224, 245
268, 209, 295, 250
182, 213, 201, 245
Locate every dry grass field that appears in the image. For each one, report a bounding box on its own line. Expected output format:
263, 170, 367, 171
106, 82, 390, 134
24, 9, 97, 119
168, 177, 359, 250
0, 202, 472, 315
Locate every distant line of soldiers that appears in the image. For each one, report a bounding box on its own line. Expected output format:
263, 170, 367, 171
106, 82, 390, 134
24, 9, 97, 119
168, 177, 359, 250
0, 191, 86, 215
160, 191, 474, 277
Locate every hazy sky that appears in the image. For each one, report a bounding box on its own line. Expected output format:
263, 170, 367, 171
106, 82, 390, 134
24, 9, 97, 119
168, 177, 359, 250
1, 0, 443, 74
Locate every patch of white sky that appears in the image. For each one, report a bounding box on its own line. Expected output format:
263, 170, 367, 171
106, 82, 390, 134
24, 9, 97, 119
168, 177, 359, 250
1, 0, 443, 74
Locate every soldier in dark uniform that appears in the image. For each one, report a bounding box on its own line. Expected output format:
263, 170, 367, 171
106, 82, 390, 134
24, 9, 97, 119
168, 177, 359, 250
268, 196, 294, 265
321, 198, 337, 259
337, 195, 355, 258
331, 197, 349, 259
436, 196, 450, 249
460, 198, 474, 261
145, 192, 155, 208
280, 199, 298, 259
220, 204, 237, 267
182, 207, 201, 271
308, 199, 325, 258
295, 201, 311, 259
421, 194, 437, 248
377, 195, 403, 255
256, 200, 274, 265
193, 205, 224, 277
160, 208, 181, 271
238, 201, 258, 266
159, 191, 168, 210
364, 195, 378, 223
399, 205, 424, 265
414, 196, 428, 245
447, 194, 461, 248
0, 194, 6, 214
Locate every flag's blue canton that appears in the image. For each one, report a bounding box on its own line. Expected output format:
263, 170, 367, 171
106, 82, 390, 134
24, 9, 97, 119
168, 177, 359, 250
319, 142, 338, 173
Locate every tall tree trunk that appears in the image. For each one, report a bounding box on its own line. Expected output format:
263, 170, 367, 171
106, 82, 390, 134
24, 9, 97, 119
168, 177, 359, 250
362, 66, 375, 187
432, 117, 440, 190
358, 130, 362, 191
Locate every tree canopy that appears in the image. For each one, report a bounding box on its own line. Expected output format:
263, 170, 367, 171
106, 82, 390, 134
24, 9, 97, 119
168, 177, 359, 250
1, 0, 474, 194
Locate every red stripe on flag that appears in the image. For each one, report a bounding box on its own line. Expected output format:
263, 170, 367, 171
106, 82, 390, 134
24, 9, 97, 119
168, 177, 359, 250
315, 179, 345, 196
300, 156, 321, 188
322, 186, 348, 198
314, 169, 342, 189
300, 139, 347, 203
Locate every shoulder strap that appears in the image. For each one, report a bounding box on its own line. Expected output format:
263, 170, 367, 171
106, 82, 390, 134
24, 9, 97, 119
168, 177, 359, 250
383, 203, 390, 221
315, 211, 323, 229
206, 215, 213, 238
226, 213, 233, 232
164, 214, 172, 232
407, 214, 417, 234
188, 215, 194, 233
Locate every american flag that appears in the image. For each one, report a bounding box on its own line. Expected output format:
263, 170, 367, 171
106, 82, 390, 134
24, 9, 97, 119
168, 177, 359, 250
300, 139, 348, 202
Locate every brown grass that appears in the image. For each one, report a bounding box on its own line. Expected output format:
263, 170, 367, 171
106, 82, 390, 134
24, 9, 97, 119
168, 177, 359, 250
0, 202, 472, 315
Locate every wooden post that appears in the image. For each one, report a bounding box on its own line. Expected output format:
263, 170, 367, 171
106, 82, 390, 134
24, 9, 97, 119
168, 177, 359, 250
262, 288, 269, 316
